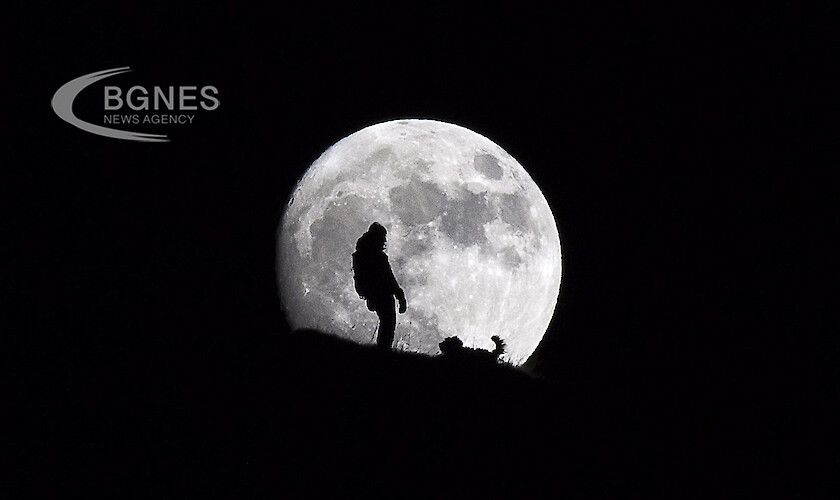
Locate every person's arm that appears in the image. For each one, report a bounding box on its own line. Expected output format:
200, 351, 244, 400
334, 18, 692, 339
385, 258, 407, 313
395, 285, 407, 313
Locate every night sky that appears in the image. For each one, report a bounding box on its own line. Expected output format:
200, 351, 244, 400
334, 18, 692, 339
6, 4, 835, 497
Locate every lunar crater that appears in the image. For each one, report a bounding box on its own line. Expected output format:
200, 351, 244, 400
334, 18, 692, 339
389, 178, 448, 226
473, 152, 503, 180
439, 189, 495, 247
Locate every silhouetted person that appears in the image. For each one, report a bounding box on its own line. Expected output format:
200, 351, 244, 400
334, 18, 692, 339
352, 222, 407, 350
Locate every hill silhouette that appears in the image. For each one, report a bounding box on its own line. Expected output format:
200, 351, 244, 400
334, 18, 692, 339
247, 328, 631, 497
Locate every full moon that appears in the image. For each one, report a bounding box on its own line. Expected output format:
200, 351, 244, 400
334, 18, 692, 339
277, 119, 561, 365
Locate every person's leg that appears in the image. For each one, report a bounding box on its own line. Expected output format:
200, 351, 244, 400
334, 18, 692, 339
375, 297, 396, 350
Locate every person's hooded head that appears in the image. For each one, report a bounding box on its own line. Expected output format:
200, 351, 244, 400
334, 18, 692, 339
357, 222, 387, 252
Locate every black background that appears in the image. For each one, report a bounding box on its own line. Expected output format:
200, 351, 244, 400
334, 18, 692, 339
5, 4, 836, 498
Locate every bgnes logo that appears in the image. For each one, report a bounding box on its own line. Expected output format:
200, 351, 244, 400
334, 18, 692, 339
52, 67, 219, 142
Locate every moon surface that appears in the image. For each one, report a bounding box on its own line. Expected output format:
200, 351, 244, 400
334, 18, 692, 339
277, 119, 561, 365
